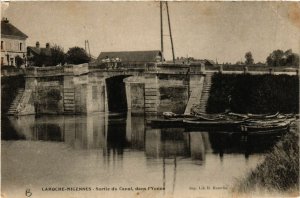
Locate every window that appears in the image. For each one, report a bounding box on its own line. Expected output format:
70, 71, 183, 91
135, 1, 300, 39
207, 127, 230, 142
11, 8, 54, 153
10, 58, 14, 66
1, 41, 3, 50
1, 57, 4, 65
19, 43, 22, 51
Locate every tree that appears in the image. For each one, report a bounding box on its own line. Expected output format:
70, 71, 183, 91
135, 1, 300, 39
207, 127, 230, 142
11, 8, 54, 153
50, 44, 65, 66
266, 49, 299, 67
236, 61, 244, 65
15, 55, 24, 68
266, 50, 284, 67
285, 49, 299, 66
28, 52, 46, 67
245, 52, 254, 65
28, 44, 65, 67
65, 47, 90, 64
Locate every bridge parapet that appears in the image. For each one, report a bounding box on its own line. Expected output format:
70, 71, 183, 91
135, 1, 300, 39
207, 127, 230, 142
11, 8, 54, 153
25, 63, 89, 77
155, 63, 205, 75
64, 63, 89, 76
189, 63, 206, 74
25, 66, 64, 77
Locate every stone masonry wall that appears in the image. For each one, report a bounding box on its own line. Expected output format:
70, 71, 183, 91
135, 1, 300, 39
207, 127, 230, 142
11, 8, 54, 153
157, 74, 189, 114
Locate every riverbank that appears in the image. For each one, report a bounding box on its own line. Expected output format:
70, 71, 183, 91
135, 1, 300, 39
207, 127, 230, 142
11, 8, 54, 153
232, 121, 299, 196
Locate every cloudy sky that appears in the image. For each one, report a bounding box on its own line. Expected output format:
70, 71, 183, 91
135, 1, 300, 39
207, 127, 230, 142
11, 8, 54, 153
2, 1, 300, 63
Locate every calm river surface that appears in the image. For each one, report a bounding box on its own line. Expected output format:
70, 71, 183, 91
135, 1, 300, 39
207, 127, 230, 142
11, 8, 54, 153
1, 112, 282, 198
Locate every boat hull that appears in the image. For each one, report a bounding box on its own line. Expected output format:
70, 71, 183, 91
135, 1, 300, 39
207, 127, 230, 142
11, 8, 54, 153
147, 119, 184, 128
241, 126, 289, 136
183, 119, 243, 131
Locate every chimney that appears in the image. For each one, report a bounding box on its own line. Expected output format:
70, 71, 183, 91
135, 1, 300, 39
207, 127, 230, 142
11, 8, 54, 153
2, 18, 9, 23
46, 43, 50, 49
36, 41, 40, 48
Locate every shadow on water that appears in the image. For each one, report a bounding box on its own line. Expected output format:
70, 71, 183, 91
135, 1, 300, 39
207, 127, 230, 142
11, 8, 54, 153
1, 116, 26, 140
1, 113, 284, 161
208, 131, 283, 159
106, 113, 130, 155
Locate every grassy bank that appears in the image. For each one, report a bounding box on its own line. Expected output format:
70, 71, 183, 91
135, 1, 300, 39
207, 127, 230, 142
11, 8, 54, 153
232, 122, 299, 196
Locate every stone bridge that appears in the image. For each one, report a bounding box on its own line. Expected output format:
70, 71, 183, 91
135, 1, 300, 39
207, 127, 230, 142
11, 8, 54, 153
15, 63, 206, 116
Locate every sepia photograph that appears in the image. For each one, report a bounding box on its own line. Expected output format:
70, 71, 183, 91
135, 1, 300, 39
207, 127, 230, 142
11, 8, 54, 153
1, 1, 300, 198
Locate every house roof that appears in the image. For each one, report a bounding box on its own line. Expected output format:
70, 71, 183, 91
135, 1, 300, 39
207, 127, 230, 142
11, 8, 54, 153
27, 46, 51, 56
191, 59, 215, 65
97, 50, 162, 63
205, 59, 215, 65
1, 19, 28, 39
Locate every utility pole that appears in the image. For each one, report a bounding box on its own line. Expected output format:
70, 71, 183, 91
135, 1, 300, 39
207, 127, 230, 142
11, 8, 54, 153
87, 40, 91, 58
160, 1, 164, 62
166, 2, 175, 64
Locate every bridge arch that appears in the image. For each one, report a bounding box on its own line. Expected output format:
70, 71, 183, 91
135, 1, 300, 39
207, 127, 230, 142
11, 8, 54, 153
104, 74, 132, 112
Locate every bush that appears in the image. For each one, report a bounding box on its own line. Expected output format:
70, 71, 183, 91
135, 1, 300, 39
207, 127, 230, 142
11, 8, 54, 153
15, 55, 24, 68
207, 73, 299, 114
233, 124, 299, 193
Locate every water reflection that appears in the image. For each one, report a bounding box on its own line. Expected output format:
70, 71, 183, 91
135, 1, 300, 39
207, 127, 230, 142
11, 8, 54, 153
145, 128, 211, 164
2, 113, 285, 197
3, 112, 283, 162
208, 131, 283, 159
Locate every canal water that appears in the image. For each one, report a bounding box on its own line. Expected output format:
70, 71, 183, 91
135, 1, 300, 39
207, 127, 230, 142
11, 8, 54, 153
1, 112, 282, 198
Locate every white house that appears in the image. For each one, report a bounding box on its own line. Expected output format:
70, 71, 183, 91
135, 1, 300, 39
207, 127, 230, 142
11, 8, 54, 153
1, 18, 28, 67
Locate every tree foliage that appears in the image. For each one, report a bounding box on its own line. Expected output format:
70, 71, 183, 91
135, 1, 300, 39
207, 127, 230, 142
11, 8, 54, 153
245, 52, 254, 65
207, 73, 299, 114
266, 49, 299, 67
28, 52, 44, 67
15, 55, 24, 68
50, 44, 65, 66
65, 47, 90, 65
28, 44, 65, 67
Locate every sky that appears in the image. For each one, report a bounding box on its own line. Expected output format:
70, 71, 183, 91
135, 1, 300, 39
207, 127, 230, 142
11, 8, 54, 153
2, 1, 300, 63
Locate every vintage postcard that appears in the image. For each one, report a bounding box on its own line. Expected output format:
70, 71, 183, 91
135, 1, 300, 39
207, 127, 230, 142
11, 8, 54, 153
1, 1, 299, 198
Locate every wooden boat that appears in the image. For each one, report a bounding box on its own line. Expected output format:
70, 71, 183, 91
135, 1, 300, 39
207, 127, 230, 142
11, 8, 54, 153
246, 112, 280, 119
227, 112, 281, 119
148, 112, 234, 129
145, 112, 195, 128
243, 118, 287, 125
147, 118, 184, 128
183, 119, 244, 130
164, 111, 290, 121
241, 125, 290, 136
240, 119, 293, 133
149, 112, 296, 131
284, 113, 299, 119
194, 113, 248, 122
162, 112, 195, 119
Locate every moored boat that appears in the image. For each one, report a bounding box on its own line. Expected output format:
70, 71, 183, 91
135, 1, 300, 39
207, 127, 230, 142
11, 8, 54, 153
183, 119, 244, 130
148, 111, 297, 132
240, 119, 295, 133
241, 125, 290, 135
162, 112, 196, 119
227, 112, 282, 120
147, 118, 184, 128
